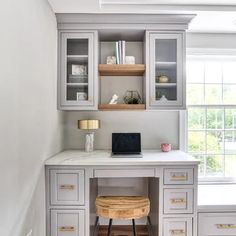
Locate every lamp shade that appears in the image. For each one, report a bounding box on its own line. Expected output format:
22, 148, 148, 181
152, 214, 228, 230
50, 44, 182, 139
78, 120, 100, 130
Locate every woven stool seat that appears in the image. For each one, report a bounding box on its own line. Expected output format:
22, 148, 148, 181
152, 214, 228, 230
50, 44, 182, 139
96, 196, 150, 220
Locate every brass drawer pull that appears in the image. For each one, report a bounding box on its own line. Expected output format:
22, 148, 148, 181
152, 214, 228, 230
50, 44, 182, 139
216, 224, 236, 229
170, 229, 185, 235
59, 226, 75, 232
170, 173, 187, 181
170, 198, 186, 204
59, 185, 75, 190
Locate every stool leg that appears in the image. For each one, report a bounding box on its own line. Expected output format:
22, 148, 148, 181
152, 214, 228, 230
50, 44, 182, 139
147, 216, 153, 236
132, 219, 137, 236
107, 219, 113, 236
93, 216, 99, 236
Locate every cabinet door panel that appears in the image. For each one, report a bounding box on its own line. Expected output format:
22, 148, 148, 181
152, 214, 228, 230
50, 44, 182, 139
51, 209, 85, 236
59, 31, 97, 110
147, 31, 185, 109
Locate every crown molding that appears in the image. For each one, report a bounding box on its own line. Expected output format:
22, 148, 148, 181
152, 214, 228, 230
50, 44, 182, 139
56, 13, 196, 31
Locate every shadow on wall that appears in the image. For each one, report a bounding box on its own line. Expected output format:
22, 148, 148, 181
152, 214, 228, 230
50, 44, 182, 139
18, 167, 46, 236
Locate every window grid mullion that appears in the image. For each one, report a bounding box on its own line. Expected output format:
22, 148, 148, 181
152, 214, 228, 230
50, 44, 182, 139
203, 62, 207, 176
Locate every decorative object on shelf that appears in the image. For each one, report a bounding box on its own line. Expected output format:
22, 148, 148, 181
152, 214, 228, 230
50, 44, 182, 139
78, 119, 100, 152
76, 92, 87, 101
123, 90, 142, 104
109, 94, 119, 104
157, 75, 169, 83
159, 95, 168, 102
161, 143, 171, 152
125, 56, 135, 64
106, 56, 116, 64
72, 64, 87, 75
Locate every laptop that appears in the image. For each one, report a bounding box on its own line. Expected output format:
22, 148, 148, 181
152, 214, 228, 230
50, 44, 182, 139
111, 133, 142, 158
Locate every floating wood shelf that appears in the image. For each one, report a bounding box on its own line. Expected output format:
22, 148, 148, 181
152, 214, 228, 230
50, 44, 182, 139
98, 104, 145, 110
99, 64, 145, 76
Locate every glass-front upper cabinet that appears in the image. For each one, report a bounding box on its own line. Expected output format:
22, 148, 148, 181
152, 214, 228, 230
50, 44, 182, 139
58, 31, 98, 110
147, 32, 185, 109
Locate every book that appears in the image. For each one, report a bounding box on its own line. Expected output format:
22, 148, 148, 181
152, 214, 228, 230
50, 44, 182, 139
118, 40, 122, 64
115, 40, 126, 64
122, 40, 125, 64
115, 41, 120, 64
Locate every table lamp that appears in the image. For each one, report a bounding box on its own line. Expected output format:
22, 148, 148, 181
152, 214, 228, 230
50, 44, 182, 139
78, 119, 100, 152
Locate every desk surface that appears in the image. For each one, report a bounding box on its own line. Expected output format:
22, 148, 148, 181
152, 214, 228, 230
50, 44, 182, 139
45, 150, 198, 166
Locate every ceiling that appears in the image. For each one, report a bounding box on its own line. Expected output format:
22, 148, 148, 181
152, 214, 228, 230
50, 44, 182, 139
101, 0, 236, 4
48, 0, 236, 33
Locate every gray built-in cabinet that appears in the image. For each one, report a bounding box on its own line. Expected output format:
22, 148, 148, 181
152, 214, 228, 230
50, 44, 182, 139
57, 14, 195, 110
58, 31, 98, 110
146, 31, 185, 109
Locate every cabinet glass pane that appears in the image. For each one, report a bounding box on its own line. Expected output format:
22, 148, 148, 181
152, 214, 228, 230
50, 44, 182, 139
66, 39, 89, 101
155, 39, 177, 101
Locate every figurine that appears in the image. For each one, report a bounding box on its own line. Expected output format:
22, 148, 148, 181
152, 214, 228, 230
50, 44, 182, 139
160, 95, 168, 102
107, 56, 117, 64
109, 94, 119, 104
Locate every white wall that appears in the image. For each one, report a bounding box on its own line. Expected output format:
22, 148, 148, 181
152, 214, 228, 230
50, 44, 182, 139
0, 0, 64, 236
65, 111, 179, 150
187, 32, 236, 49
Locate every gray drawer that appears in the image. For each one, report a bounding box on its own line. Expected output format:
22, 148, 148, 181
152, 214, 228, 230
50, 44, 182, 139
199, 213, 236, 236
164, 188, 193, 214
50, 169, 85, 205
163, 217, 192, 236
51, 209, 85, 236
164, 168, 194, 185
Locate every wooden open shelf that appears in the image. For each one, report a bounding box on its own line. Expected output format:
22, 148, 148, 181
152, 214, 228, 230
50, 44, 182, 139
99, 64, 145, 76
98, 104, 145, 110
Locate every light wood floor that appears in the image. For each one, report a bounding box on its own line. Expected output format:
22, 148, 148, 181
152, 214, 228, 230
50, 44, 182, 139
97, 225, 149, 236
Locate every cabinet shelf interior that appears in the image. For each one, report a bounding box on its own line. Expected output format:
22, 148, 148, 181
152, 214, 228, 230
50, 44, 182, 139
67, 83, 88, 87
155, 83, 177, 87
67, 55, 88, 63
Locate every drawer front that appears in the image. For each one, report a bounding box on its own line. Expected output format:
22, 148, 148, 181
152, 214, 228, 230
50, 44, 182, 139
199, 213, 236, 236
50, 169, 85, 205
163, 218, 192, 236
94, 168, 155, 178
164, 188, 193, 214
164, 168, 194, 185
51, 209, 85, 236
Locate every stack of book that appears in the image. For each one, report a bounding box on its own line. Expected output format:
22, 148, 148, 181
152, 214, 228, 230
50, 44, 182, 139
115, 40, 126, 64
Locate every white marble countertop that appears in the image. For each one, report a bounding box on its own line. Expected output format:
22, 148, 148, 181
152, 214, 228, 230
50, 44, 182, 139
45, 149, 199, 166
198, 184, 236, 211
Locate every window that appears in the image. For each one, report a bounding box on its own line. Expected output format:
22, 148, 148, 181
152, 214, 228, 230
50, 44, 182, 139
187, 53, 236, 180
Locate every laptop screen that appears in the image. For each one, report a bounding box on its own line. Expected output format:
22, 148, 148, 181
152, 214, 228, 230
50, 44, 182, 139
112, 133, 141, 154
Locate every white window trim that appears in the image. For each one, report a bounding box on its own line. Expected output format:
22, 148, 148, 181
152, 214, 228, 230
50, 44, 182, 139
180, 48, 236, 184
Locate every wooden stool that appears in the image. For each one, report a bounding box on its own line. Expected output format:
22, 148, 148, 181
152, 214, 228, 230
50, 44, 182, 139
94, 196, 152, 236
